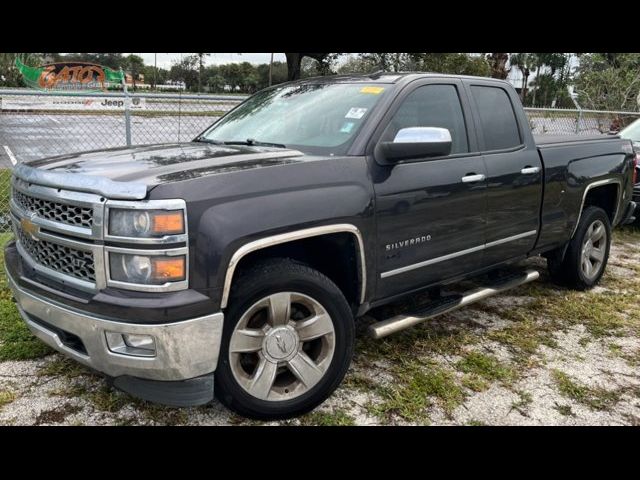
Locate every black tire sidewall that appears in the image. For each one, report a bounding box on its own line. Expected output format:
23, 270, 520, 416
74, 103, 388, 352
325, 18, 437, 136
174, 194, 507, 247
565, 206, 611, 289
214, 259, 355, 420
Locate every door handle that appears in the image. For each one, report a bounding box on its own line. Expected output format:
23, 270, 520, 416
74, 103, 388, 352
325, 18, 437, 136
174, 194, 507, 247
461, 173, 486, 183
521, 166, 540, 175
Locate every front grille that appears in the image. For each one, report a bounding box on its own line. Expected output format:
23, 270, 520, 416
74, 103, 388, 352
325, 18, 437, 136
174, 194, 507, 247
13, 188, 93, 229
16, 225, 96, 283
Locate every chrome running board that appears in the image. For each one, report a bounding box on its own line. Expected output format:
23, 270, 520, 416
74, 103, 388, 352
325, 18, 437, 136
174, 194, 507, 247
368, 269, 540, 339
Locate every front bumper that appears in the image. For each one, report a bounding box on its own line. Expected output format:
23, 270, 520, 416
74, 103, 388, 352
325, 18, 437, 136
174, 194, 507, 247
6, 265, 224, 385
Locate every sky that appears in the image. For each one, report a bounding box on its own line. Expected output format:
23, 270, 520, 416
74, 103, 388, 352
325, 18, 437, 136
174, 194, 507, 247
126, 53, 287, 69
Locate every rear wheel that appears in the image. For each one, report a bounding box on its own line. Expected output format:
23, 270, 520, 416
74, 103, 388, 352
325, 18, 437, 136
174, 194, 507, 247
214, 258, 355, 420
547, 206, 611, 290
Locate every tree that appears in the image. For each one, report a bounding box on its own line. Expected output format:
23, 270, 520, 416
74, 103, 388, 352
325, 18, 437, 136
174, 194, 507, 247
195, 53, 210, 93
338, 53, 490, 77
509, 53, 536, 102
169, 55, 198, 90
486, 53, 510, 79
0, 53, 44, 87
407, 53, 490, 76
124, 54, 145, 90
144, 65, 168, 88
574, 53, 640, 114
63, 53, 124, 69
284, 53, 340, 80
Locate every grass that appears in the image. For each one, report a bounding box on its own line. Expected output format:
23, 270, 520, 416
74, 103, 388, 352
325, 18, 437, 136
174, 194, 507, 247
372, 360, 465, 422
299, 409, 356, 426
510, 390, 533, 416
553, 403, 575, 417
0, 390, 16, 409
0, 232, 54, 361
38, 356, 91, 379
466, 419, 488, 426
33, 404, 82, 425
461, 374, 489, 392
551, 369, 621, 411
456, 352, 515, 383
85, 385, 130, 413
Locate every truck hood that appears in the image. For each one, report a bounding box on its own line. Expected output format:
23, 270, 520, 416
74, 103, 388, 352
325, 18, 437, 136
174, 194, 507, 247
26, 142, 307, 186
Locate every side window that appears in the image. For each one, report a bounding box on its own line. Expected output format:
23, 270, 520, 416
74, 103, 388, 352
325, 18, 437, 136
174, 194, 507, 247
382, 84, 469, 154
471, 86, 522, 150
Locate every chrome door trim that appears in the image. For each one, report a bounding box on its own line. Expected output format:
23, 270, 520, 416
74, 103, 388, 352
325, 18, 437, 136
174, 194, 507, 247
221, 224, 366, 309
380, 230, 537, 278
571, 178, 622, 238
484, 230, 538, 249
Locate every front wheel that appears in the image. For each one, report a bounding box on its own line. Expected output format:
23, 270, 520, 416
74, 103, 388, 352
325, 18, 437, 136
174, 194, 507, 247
214, 258, 355, 420
547, 206, 611, 290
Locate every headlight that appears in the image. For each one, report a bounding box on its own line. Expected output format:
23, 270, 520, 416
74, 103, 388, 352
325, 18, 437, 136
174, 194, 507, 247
108, 209, 185, 238
109, 253, 186, 285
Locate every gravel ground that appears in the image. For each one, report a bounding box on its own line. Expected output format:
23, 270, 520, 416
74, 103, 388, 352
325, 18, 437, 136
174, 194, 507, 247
0, 229, 638, 426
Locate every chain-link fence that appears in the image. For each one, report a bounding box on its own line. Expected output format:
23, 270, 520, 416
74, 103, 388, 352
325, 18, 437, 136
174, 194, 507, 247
1, 88, 640, 234
526, 107, 640, 136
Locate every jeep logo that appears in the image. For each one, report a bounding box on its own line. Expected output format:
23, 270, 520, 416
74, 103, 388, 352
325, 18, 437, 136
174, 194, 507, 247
100, 99, 125, 108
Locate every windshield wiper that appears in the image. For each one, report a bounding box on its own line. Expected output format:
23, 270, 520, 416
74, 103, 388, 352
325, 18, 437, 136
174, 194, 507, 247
193, 137, 224, 145
223, 139, 287, 149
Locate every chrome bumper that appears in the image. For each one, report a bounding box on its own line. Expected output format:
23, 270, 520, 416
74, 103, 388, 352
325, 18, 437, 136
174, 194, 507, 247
6, 268, 224, 381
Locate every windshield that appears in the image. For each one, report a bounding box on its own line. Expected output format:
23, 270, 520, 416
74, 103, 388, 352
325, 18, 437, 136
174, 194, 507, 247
199, 82, 389, 155
620, 119, 640, 142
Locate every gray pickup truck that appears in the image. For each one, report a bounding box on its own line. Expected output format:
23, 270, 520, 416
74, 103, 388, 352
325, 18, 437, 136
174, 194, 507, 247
4, 72, 637, 419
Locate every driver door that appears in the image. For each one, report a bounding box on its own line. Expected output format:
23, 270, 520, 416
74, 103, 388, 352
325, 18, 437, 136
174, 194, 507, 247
370, 79, 488, 299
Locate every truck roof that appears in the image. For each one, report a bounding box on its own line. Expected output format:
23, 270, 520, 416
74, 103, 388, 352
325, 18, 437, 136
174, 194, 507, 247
293, 71, 512, 87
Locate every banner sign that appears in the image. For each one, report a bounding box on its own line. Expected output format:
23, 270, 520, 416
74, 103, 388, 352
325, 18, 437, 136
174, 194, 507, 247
15, 58, 124, 92
0, 96, 146, 111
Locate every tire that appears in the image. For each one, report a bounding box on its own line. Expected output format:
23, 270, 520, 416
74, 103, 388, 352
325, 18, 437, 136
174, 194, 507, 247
547, 206, 611, 290
214, 258, 355, 420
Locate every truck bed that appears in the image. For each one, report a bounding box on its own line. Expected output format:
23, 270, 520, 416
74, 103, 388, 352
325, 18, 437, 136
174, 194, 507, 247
534, 133, 618, 147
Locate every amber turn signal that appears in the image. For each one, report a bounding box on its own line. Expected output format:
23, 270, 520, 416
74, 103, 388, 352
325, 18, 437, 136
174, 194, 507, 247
152, 212, 185, 235
152, 257, 186, 282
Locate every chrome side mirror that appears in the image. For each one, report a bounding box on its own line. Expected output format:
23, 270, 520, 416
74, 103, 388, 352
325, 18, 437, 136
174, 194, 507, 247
377, 127, 453, 164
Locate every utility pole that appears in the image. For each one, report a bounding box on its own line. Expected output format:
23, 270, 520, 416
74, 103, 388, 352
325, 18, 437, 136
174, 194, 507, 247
154, 52, 157, 90
269, 52, 274, 87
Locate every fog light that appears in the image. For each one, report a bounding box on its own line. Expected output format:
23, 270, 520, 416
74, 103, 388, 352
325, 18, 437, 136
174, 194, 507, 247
106, 332, 156, 357
123, 333, 155, 350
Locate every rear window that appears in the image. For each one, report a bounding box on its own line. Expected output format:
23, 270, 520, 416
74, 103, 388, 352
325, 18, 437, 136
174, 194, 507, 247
471, 86, 522, 151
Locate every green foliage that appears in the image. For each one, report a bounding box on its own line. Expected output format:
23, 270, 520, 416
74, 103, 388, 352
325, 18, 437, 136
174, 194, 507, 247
299, 409, 356, 426
0, 390, 16, 409
338, 53, 490, 77
575, 53, 640, 112
0, 53, 44, 87
551, 370, 622, 411
124, 54, 145, 90
456, 352, 515, 383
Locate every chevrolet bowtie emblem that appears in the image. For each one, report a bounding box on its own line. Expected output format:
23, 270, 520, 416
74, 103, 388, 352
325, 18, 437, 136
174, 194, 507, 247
20, 215, 40, 239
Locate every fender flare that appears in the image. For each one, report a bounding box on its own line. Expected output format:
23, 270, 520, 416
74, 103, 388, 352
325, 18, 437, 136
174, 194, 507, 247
220, 224, 367, 309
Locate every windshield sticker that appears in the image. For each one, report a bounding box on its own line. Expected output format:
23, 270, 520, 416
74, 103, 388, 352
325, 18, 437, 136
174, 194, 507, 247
360, 86, 384, 95
345, 107, 367, 119
340, 122, 355, 133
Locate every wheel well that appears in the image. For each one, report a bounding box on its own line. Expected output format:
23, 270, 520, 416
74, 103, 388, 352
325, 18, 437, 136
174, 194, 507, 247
231, 233, 362, 309
583, 184, 619, 223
